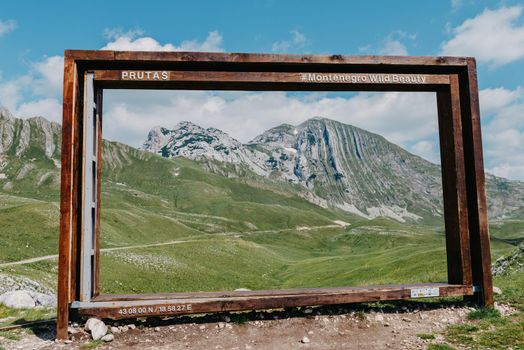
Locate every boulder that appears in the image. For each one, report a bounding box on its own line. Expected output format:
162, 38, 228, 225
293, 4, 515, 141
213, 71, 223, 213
85, 318, 101, 331
85, 318, 108, 340
91, 322, 108, 341
0, 290, 35, 308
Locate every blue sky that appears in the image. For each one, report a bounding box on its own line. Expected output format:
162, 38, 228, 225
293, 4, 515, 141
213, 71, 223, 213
0, 0, 523, 180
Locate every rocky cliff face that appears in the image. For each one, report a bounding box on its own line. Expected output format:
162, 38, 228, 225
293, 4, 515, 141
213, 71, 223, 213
0, 108, 62, 197
142, 117, 524, 222
141, 121, 269, 176
1, 107, 522, 223
142, 118, 440, 221
249, 117, 442, 220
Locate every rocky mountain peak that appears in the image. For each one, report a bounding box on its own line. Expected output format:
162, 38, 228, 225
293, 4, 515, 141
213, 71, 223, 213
0, 106, 15, 121
141, 121, 264, 169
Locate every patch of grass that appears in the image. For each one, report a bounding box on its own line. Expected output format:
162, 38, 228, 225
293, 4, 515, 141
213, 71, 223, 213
0, 330, 21, 341
467, 307, 501, 320
443, 258, 524, 350
80, 339, 104, 349
475, 317, 524, 349
427, 344, 456, 350
445, 323, 479, 345
0, 304, 55, 328
417, 333, 436, 340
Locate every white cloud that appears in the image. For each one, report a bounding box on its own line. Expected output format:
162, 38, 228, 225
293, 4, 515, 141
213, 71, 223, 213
0, 19, 16, 37
411, 140, 440, 164
16, 98, 62, 123
441, 6, 524, 66
101, 30, 224, 52
480, 86, 523, 116
0, 76, 31, 112
272, 30, 307, 53
33, 56, 64, 98
361, 30, 415, 56
480, 86, 524, 180
103, 89, 438, 153
379, 40, 408, 56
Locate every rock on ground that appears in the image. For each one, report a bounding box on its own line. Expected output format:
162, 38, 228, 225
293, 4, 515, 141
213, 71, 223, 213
0, 290, 35, 308
85, 318, 108, 340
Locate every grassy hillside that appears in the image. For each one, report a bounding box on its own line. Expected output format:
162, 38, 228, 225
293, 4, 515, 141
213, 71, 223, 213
0, 115, 520, 296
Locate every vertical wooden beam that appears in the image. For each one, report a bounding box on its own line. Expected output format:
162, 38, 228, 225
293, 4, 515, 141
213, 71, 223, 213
460, 60, 494, 306
436, 75, 472, 286
57, 56, 77, 340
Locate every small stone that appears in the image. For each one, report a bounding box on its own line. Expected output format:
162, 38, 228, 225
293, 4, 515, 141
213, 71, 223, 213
64, 339, 73, 344
199, 325, 206, 330
111, 326, 120, 334
90, 321, 108, 341
301, 336, 311, 344
68, 326, 78, 334
234, 288, 252, 292
85, 318, 99, 331
304, 308, 313, 314
101, 334, 114, 342
493, 286, 503, 295
154, 327, 161, 332
307, 331, 314, 335
218, 322, 225, 329
384, 322, 390, 327
224, 316, 231, 323
402, 317, 411, 323
128, 324, 136, 330
375, 314, 384, 322
120, 325, 129, 332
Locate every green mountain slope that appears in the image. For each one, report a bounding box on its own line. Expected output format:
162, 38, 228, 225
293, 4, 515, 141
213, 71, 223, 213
0, 109, 521, 294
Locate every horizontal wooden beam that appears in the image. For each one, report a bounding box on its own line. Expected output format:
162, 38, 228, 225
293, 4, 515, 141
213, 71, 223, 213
74, 283, 473, 319
93, 70, 449, 92
66, 50, 472, 68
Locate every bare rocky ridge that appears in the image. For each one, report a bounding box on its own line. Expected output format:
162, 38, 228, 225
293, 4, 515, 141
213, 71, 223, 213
0, 107, 523, 220
142, 117, 524, 222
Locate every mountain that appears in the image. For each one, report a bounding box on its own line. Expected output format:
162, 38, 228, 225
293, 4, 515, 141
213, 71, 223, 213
142, 117, 524, 222
0, 107, 61, 201
0, 109, 521, 295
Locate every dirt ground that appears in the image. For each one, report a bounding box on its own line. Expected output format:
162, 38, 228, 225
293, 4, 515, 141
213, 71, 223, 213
1, 302, 476, 350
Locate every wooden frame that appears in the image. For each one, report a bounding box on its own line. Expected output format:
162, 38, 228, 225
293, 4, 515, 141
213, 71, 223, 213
56, 50, 493, 340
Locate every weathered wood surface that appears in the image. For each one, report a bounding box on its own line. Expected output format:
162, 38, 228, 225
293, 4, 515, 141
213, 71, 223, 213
77, 283, 473, 320
91, 283, 471, 302
461, 60, 494, 306
436, 75, 472, 286
56, 55, 76, 341
93, 70, 450, 91
66, 50, 472, 67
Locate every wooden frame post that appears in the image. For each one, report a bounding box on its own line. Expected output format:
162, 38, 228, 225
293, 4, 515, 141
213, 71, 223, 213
56, 51, 493, 340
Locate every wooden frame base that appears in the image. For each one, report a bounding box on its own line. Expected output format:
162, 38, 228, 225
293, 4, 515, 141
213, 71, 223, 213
73, 283, 473, 319
57, 51, 493, 340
